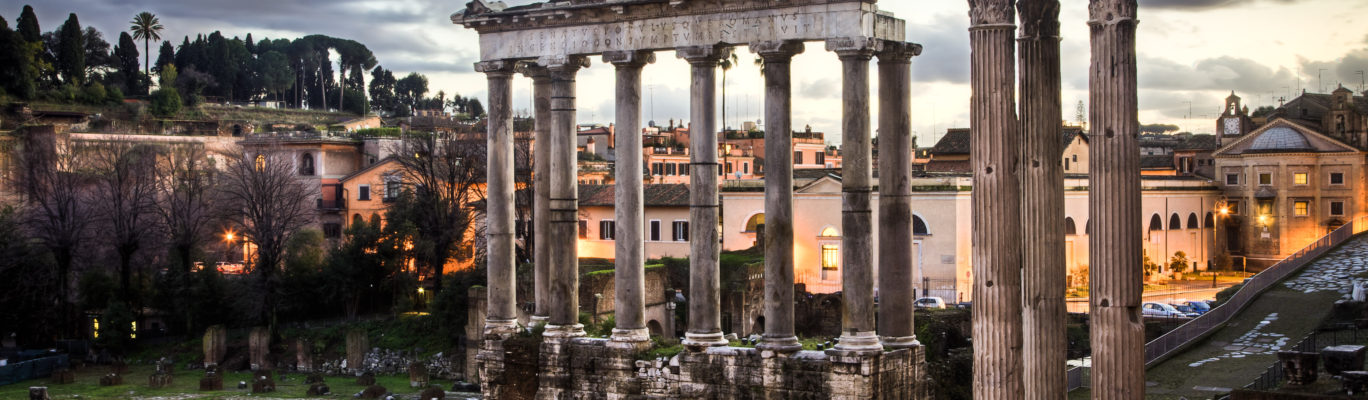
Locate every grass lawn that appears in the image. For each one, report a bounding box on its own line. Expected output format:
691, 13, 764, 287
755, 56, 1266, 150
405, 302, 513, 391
0, 363, 469, 399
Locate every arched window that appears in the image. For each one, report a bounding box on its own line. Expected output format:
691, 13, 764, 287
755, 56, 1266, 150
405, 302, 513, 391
1169, 213, 1182, 230
913, 215, 930, 236
254, 154, 266, 171
1205, 212, 1215, 228
1186, 213, 1200, 229
1064, 217, 1077, 235
300, 153, 315, 176
1148, 214, 1163, 231
744, 213, 765, 233
1085, 219, 1091, 234
820, 227, 839, 237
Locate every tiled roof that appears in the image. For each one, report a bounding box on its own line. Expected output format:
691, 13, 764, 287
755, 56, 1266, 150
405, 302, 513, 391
1140, 155, 1174, 169
930, 129, 971, 155
579, 184, 690, 207
1062, 126, 1086, 147
1175, 134, 1217, 151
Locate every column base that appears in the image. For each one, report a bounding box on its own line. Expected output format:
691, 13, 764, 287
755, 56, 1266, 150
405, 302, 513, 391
542, 323, 586, 339
756, 335, 802, 354
609, 328, 651, 344
881, 335, 921, 349
528, 315, 550, 328
483, 319, 520, 339
830, 331, 883, 355
682, 331, 728, 351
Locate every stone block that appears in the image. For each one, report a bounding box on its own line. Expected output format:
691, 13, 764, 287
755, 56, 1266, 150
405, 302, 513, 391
419, 385, 446, 400
409, 361, 429, 388
98, 373, 122, 386
306, 382, 331, 396
1322, 345, 1366, 376
49, 369, 74, 385
147, 373, 173, 388
28, 387, 49, 400
1345, 371, 1368, 395
1278, 351, 1320, 385
346, 328, 369, 372
203, 325, 227, 367
356, 370, 376, 386
198, 374, 223, 391
295, 339, 314, 372
360, 384, 387, 399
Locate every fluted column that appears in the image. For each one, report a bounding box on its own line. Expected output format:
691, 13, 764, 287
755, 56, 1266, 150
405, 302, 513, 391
476, 60, 519, 337
604, 50, 655, 345
677, 44, 731, 349
827, 37, 881, 354
876, 41, 923, 349
519, 63, 553, 327
1018, 1, 1066, 398
751, 40, 805, 353
968, 0, 1025, 397
543, 55, 590, 338
1088, 0, 1143, 397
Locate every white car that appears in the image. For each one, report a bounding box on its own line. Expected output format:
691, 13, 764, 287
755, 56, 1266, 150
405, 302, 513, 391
1142, 302, 1186, 317
914, 297, 947, 309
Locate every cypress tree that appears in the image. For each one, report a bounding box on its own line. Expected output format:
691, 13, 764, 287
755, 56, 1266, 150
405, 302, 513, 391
115, 32, 140, 93
56, 13, 84, 84
153, 40, 173, 74
16, 5, 39, 43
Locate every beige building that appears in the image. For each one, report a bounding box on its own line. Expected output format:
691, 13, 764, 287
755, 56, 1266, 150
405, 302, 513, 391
575, 184, 692, 261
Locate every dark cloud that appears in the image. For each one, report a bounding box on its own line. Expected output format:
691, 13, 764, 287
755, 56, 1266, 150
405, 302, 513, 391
906, 12, 970, 84
1138, 54, 1298, 95
1298, 47, 1368, 93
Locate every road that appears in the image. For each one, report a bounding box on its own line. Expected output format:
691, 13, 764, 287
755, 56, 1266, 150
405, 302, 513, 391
1065, 279, 1240, 314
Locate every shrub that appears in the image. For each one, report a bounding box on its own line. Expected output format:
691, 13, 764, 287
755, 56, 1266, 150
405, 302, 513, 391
79, 82, 107, 105
1213, 283, 1243, 308
105, 86, 124, 105
150, 88, 182, 117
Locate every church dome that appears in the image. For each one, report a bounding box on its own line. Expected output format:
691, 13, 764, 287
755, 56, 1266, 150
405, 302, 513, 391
1248, 126, 1311, 151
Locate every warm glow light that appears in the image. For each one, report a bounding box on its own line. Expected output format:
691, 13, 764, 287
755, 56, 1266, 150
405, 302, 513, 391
1219, 208, 1229, 215
417, 287, 425, 294
224, 232, 235, 242
1258, 215, 1269, 224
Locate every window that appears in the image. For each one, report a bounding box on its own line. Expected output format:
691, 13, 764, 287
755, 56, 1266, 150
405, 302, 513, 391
743, 162, 749, 174
1064, 217, 1077, 235
1258, 173, 1272, 185
300, 153, 315, 176
579, 220, 588, 239
672, 221, 689, 242
1294, 201, 1309, 216
794, 151, 803, 165
358, 185, 371, 201
1073, 155, 1078, 162
681, 163, 690, 175
821, 244, 840, 278
1294, 173, 1308, 185
1148, 214, 1163, 231
385, 181, 400, 201
1169, 214, 1181, 230
725, 162, 733, 174
599, 220, 616, 240
652, 163, 663, 175
1331, 201, 1346, 216
649, 220, 661, 241
816, 152, 826, 165
1258, 201, 1272, 215
1065, 159, 1071, 171
666, 163, 676, 175
1331, 172, 1345, 185
1229, 201, 1241, 215
323, 223, 341, 238
1226, 173, 1239, 185
913, 216, 930, 236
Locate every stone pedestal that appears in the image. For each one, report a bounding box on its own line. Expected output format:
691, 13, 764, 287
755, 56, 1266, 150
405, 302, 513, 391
48, 369, 73, 385
295, 339, 313, 372
1278, 351, 1320, 385
199, 366, 222, 391
420, 385, 446, 400
147, 372, 173, 388
28, 387, 49, 400
98, 373, 122, 386
248, 327, 270, 370
203, 325, 226, 367
307, 382, 331, 396
1323, 345, 1366, 376
1343, 371, 1368, 395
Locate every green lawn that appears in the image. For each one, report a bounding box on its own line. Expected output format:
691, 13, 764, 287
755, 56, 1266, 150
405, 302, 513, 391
0, 363, 461, 399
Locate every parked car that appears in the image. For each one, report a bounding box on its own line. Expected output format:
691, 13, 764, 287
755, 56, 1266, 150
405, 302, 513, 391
1184, 300, 1211, 315
1142, 302, 1187, 317
1169, 303, 1201, 318
914, 297, 948, 309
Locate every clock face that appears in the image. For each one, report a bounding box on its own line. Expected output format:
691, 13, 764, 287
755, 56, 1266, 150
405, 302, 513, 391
1224, 118, 1241, 136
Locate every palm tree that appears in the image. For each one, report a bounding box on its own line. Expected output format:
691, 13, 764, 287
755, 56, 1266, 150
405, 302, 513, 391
718, 51, 739, 134
130, 12, 163, 95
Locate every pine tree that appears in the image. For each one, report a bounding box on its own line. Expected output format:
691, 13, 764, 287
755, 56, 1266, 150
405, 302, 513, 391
114, 32, 140, 93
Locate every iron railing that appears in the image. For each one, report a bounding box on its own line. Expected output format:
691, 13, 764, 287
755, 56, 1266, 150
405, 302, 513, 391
1067, 365, 1090, 392
1245, 326, 1368, 390
1144, 215, 1368, 367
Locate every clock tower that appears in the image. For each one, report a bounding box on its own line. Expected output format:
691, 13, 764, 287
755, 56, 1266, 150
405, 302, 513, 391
1217, 91, 1253, 146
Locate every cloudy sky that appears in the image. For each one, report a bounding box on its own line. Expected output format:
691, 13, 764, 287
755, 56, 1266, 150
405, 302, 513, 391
10, 0, 1368, 146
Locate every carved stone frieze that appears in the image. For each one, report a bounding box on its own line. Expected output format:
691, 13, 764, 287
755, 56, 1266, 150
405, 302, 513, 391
602, 50, 656, 66
968, 0, 1017, 26
1017, 0, 1060, 38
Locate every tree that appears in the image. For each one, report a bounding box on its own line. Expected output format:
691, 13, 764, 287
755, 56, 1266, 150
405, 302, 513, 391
369, 66, 397, 115
387, 133, 486, 292
82, 27, 112, 78
0, 205, 59, 346
394, 72, 428, 117
156, 144, 216, 274
1252, 106, 1275, 118
217, 149, 315, 327
1075, 100, 1086, 127
1140, 123, 1180, 135
113, 32, 140, 94
1169, 251, 1190, 275
86, 139, 163, 301
257, 50, 293, 102
56, 13, 84, 84
150, 86, 181, 117
153, 40, 173, 74
323, 218, 401, 319
12, 126, 93, 338
0, 14, 36, 98
718, 51, 739, 130
130, 12, 163, 95
16, 5, 40, 43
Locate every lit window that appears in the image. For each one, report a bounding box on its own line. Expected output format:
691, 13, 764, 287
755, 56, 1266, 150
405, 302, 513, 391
821, 244, 839, 281
254, 155, 266, 171
1294, 201, 1308, 216
1294, 173, 1308, 185
1259, 173, 1272, 185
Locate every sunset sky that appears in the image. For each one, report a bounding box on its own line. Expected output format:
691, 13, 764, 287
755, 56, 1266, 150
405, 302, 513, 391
14, 0, 1368, 146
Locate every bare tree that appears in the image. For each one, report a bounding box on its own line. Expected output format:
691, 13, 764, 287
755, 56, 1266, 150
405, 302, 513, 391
389, 132, 486, 292
218, 149, 315, 326
86, 139, 163, 301
11, 126, 93, 337
156, 144, 218, 274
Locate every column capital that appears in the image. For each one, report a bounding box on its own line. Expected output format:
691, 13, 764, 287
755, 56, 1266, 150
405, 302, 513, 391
825, 37, 879, 60
675, 44, 733, 65
474, 60, 518, 76
1017, 0, 1060, 39
516, 62, 551, 81
1087, 0, 1137, 25
538, 54, 591, 72
877, 41, 923, 62
602, 50, 656, 67
968, 0, 1018, 27
750, 40, 805, 62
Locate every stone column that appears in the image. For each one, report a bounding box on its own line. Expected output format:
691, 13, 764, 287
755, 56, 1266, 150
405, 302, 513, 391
476, 60, 520, 337
1088, 0, 1144, 397
677, 44, 731, 349
969, 0, 1025, 397
1018, 1, 1066, 398
519, 63, 553, 327
542, 55, 590, 338
604, 50, 655, 345
876, 41, 923, 349
751, 40, 805, 353
827, 37, 881, 353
